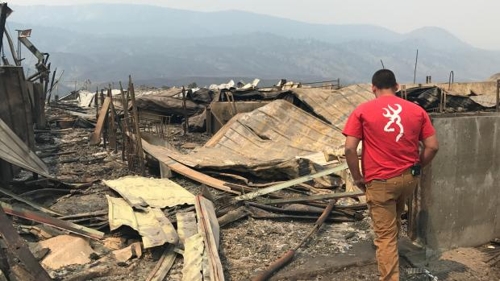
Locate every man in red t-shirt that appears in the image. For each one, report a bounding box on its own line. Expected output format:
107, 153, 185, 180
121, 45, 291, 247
343, 69, 439, 281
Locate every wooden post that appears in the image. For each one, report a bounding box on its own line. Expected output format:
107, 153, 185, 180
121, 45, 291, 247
95, 87, 99, 120
100, 89, 105, 108
119, 82, 128, 162
129, 76, 145, 176
182, 86, 188, 136
102, 89, 109, 150
108, 86, 117, 153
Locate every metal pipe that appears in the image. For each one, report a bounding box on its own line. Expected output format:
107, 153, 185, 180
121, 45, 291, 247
448, 71, 454, 91
413, 49, 419, 84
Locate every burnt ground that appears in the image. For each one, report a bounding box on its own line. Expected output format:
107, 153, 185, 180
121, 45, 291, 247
4, 106, 500, 281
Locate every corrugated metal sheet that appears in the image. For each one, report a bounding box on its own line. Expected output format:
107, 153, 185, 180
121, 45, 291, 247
287, 84, 373, 129
106, 196, 178, 248
182, 233, 204, 281
177, 211, 198, 246
469, 95, 497, 108
0, 117, 50, 178
167, 99, 345, 180
103, 176, 195, 209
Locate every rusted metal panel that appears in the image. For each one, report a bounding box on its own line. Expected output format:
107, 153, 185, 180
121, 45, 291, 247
103, 176, 195, 208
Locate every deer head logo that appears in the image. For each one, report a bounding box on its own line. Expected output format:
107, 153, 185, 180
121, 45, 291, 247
383, 104, 404, 142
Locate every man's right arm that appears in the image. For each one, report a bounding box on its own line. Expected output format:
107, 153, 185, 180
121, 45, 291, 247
420, 134, 439, 167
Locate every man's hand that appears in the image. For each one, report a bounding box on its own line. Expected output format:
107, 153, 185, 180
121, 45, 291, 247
354, 178, 366, 193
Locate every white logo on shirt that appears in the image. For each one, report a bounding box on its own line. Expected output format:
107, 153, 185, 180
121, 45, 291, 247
382, 104, 404, 142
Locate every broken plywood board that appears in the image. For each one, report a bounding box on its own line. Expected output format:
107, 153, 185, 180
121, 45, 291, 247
89, 96, 111, 145
0, 117, 50, 178
38, 235, 94, 270
195, 195, 224, 281
103, 176, 195, 208
112, 242, 142, 263
106, 196, 178, 248
287, 84, 373, 129
164, 100, 346, 180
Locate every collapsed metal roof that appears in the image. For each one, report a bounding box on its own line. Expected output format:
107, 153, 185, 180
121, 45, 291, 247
282, 84, 373, 128
166, 99, 346, 180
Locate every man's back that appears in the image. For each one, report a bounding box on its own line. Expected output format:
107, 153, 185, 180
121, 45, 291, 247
343, 95, 435, 182
343, 69, 438, 281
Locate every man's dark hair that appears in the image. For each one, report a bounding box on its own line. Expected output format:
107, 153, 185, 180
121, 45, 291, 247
372, 69, 397, 89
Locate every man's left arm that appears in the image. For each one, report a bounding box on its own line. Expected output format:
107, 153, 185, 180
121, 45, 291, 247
345, 136, 364, 192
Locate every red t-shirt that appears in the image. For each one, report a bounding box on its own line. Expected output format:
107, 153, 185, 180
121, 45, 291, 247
342, 95, 436, 182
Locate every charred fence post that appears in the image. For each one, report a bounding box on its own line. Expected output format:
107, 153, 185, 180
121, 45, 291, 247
100, 89, 105, 108
95, 87, 99, 120
103, 90, 108, 150
108, 86, 117, 153
119, 82, 129, 162
401, 85, 407, 100
129, 75, 145, 176
182, 86, 188, 136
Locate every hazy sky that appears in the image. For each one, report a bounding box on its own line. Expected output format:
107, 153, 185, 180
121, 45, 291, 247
12, 0, 499, 49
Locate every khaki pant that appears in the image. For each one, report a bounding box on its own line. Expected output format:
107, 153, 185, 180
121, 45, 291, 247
365, 170, 418, 281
